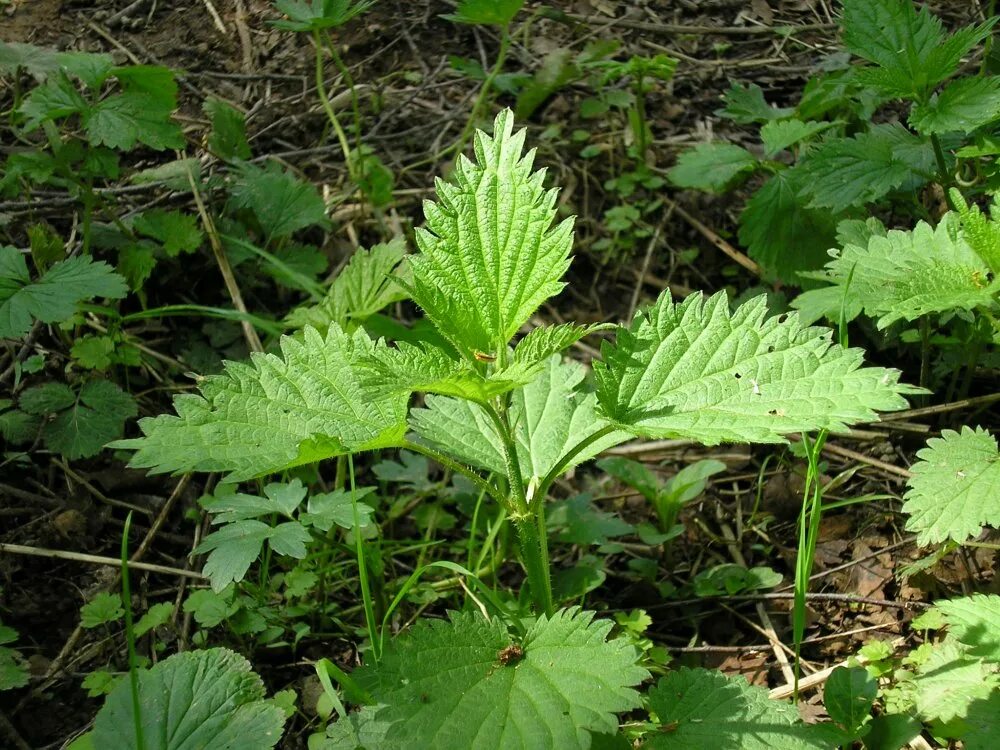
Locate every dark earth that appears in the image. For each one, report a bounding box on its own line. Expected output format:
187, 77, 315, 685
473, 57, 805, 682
1, 1, 997, 748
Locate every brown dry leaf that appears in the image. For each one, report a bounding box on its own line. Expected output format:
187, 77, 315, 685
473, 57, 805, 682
751, 0, 775, 24
717, 652, 770, 686
847, 542, 892, 598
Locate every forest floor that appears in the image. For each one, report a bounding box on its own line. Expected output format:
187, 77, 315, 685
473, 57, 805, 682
1, 1, 996, 748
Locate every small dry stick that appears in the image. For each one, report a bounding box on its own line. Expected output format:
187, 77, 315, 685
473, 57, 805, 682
0, 543, 206, 581
667, 199, 762, 277
186, 164, 263, 353
716, 509, 796, 684
821, 442, 912, 479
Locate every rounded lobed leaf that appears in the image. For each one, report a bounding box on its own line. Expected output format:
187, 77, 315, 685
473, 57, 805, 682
91, 647, 286, 749
349, 607, 648, 749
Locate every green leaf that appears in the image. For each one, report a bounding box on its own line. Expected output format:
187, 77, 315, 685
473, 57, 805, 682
594, 291, 913, 444
18, 73, 87, 129
82, 670, 119, 698
133, 602, 175, 638
183, 588, 239, 628
91, 647, 286, 749
646, 667, 835, 749
42, 380, 136, 460
904, 426, 1000, 546
83, 91, 185, 151
911, 76, 1000, 134
0, 41, 58, 75
596, 457, 659, 502
118, 243, 158, 291
204, 97, 251, 161
405, 109, 573, 360
937, 594, 1000, 661
667, 143, 758, 193
356, 146, 395, 207
798, 213, 998, 330
0, 408, 38, 445
229, 161, 330, 239
759, 119, 835, 157
952, 190, 1000, 275
271, 0, 374, 32
19, 382, 76, 413
112, 326, 408, 481
716, 82, 793, 124
548, 495, 633, 546
961, 692, 1000, 750
923, 20, 998, 88
795, 125, 930, 213
132, 209, 203, 256
0, 246, 128, 339
264, 479, 309, 517
302, 487, 376, 531
196, 520, 274, 591
515, 47, 579, 120
0, 645, 28, 691
842, 0, 944, 98
508, 323, 605, 368
268, 521, 311, 558
911, 640, 999, 723
353, 608, 647, 749
81, 592, 124, 628
60, 52, 115, 90
862, 714, 921, 750
442, 0, 524, 26
112, 65, 179, 110
287, 238, 409, 331
738, 171, 839, 284
71, 334, 115, 370
411, 356, 627, 482
824, 666, 877, 735
661, 458, 728, 506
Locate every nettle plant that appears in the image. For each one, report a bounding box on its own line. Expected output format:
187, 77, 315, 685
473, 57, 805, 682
791, 190, 1000, 554
669, 0, 1000, 284
114, 111, 917, 747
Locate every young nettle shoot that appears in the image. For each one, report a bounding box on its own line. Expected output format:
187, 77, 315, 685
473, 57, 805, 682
115, 109, 915, 623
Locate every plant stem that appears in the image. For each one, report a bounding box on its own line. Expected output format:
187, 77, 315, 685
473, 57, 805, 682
632, 74, 648, 164
313, 29, 355, 180
514, 514, 554, 616
482, 404, 530, 517
930, 133, 952, 193
121, 512, 145, 750
453, 26, 512, 157
480, 403, 556, 613
323, 32, 363, 157
792, 430, 827, 700
349, 454, 380, 663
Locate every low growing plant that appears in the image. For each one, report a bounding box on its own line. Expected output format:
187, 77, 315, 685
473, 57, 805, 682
669, 0, 1000, 284
108, 109, 921, 747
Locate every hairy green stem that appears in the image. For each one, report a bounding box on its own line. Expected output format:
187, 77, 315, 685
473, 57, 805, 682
313, 29, 355, 180
480, 403, 556, 613
482, 404, 530, 517
514, 514, 554, 616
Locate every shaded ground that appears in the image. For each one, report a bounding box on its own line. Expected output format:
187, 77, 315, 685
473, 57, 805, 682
1, 1, 997, 748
